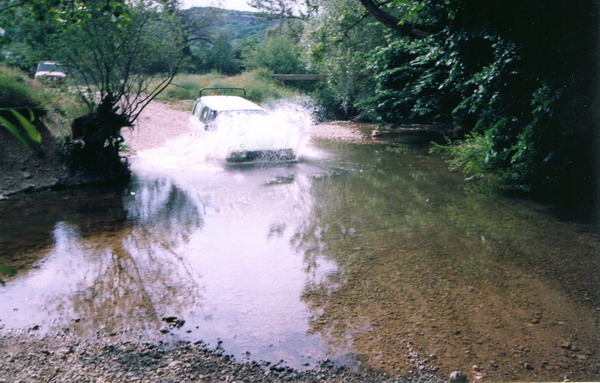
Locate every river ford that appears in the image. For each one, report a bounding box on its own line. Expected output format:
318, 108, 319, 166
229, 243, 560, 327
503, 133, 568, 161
0, 101, 599, 382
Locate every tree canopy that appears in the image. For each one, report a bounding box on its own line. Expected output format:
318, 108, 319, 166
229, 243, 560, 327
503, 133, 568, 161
299, 0, 599, 205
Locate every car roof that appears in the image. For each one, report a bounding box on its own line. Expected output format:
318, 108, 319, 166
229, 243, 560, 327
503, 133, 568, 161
199, 95, 264, 112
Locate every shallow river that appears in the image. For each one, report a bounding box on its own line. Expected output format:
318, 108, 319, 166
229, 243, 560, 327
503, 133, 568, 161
1, 129, 599, 381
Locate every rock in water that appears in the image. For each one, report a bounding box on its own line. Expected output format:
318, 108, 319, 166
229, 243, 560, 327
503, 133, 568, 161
449, 371, 468, 383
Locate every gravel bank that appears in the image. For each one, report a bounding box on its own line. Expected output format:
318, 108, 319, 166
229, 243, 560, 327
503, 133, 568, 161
0, 332, 444, 383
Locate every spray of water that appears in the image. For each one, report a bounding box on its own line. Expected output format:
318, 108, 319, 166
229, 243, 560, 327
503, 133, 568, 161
207, 100, 313, 161
134, 100, 318, 174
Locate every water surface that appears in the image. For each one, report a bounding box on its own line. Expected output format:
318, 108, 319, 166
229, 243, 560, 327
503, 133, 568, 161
1, 134, 599, 381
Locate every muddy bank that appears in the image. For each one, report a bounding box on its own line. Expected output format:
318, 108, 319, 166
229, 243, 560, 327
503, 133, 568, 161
0, 122, 72, 199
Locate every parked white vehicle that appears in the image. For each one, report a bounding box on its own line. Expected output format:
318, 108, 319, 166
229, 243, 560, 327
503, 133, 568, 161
188, 88, 297, 163
34, 61, 66, 82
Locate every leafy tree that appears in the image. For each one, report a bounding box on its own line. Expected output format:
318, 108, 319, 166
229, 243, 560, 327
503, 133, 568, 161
12, 0, 189, 179
302, 0, 387, 118
205, 32, 240, 74
243, 34, 306, 74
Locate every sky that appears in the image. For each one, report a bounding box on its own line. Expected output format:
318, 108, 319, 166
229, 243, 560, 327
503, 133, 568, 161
180, 0, 259, 12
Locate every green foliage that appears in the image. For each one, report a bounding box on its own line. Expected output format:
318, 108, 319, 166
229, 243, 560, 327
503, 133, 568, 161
242, 35, 307, 74
6, 0, 189, 180
0, 65, 85, 142
431, 132, 494, 180
180, 7, 276, 74
0, 108, 41, 150
205, 32, 240, 75
183, 7, 276, 42
0, 265, 17, 286
0, 67, 44, 150
0, 265, 17, 275
302, 0, 598, 202
302, 0, 387, 118
0, 67, 42, 107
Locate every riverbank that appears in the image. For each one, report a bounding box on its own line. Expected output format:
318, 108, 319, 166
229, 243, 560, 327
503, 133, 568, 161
0, 121, 72, 200
0, 332, 444, 383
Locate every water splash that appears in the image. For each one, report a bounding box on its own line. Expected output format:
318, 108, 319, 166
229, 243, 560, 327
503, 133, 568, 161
134, 100, 317, 173
208, 100, 313, 161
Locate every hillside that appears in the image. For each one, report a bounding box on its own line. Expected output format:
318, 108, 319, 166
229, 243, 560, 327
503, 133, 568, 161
183, 7, 277, 41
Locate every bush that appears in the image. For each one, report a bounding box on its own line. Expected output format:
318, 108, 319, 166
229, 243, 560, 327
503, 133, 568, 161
242, 35, 307, 75
431, 132, 495, 181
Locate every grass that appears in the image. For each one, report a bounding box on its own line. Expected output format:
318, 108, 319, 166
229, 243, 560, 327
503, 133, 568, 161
0, 65, 88, 137
0, 66, 43, 108
155, 69, 302, 105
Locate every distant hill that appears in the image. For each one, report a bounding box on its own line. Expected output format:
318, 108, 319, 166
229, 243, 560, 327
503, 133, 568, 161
183, 7, 277, 41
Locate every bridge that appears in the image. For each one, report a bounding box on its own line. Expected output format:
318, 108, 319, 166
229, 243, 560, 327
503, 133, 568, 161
271, 74, 327, 81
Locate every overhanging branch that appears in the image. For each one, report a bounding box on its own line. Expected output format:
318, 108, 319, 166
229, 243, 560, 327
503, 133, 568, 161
357, 0, 433, 38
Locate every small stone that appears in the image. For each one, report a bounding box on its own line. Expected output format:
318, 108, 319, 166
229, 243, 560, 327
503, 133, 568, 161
449, 371, 468, 383
162, 316, 185, 329
524, 362, 534, 370
159, 326, 170, 334
577, 354, 589, 360
560, 342, 571, 349
57, 347, 73, 355
472, 364, 482, 372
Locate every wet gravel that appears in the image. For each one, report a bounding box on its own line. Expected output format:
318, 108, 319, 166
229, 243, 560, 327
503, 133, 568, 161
0, 332, 446, 383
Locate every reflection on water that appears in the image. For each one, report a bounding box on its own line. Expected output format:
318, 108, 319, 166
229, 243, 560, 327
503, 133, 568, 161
0, 137, 599, 380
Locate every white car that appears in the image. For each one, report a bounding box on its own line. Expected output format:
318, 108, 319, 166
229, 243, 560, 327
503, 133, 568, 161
34, 61, 66, 82
189, 88, 297, 163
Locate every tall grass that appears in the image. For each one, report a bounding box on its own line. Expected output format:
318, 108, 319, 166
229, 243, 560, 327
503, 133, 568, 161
0, 66, 42, 108
155, 70, 301, 105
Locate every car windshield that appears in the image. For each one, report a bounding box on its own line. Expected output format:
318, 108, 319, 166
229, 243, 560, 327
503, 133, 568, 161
36, 63, 64, 72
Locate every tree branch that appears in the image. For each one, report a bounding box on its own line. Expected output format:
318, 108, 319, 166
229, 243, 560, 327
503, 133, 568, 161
357, 0, 432, 38
341, 11, 370, 40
